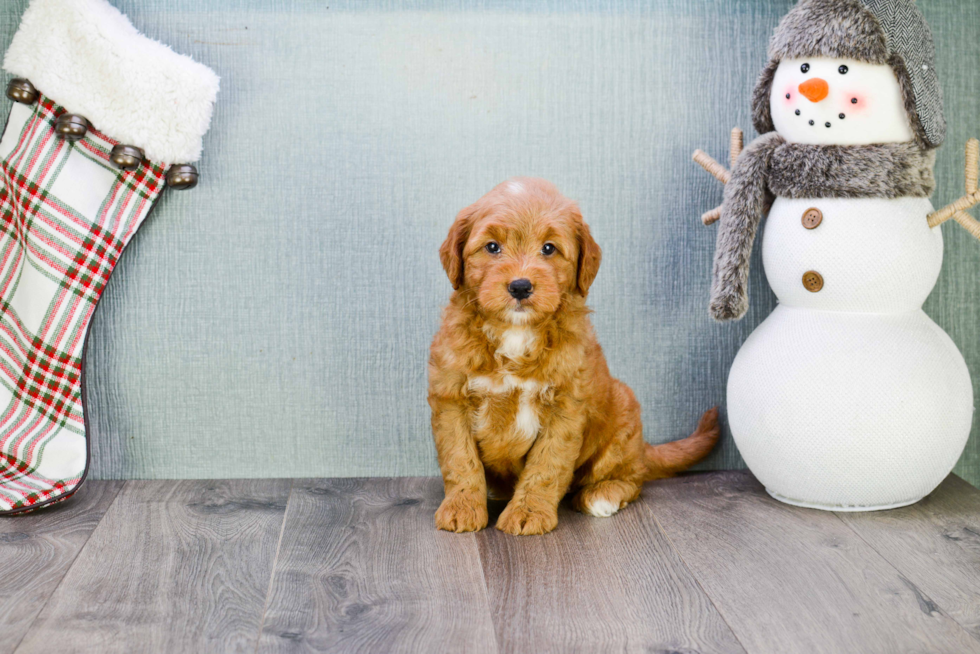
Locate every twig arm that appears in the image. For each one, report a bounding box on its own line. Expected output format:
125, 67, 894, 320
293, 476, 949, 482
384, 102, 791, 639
693, 127, 744, 226
952, 211, 980, 240
702, 206, 722, 226
927, 139, 980, 239
693, 150, 730, 184
928, 190, 980, 228
730, 128, 744, 169
966, 138, 978, 194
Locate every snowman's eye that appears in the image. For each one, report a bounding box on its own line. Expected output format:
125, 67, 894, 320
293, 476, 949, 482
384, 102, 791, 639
838, 65, 849, 75
801, 63, 810, 73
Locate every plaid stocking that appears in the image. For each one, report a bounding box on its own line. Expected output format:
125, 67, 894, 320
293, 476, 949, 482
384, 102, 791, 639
0, 0, 217, 514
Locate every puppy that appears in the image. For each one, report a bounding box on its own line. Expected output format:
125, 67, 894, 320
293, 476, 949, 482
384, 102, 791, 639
428, 178, 719, 535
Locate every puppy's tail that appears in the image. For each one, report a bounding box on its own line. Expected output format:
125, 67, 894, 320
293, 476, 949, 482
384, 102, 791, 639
644, 407, 720, 481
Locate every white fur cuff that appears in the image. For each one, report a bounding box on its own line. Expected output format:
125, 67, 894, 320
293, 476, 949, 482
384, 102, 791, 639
3, 0, 219, 163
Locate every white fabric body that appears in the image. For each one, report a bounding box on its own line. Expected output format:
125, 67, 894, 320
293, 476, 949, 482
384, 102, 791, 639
770, 58, 914, 146
762, 197, 943, 312
728, 306, 973, 510
729, 52, 975, 511
3, 0, 219, 163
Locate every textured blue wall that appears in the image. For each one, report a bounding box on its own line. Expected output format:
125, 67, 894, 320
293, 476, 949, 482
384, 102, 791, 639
1, 0, 978, 484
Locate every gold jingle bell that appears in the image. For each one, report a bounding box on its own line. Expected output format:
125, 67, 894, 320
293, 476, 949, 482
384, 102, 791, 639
110, 144, 145, 171
55, 114, 90, 142
6, 78, 37, 105
166, 164, 199, 190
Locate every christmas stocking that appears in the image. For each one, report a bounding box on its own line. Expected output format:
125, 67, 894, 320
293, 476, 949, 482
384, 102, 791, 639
0, 0, 218, 513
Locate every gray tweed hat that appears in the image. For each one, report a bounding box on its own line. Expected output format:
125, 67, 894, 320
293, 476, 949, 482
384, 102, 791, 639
752, 0, 945, 149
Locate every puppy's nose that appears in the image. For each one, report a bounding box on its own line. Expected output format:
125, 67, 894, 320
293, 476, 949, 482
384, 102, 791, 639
508, 278, 534, 300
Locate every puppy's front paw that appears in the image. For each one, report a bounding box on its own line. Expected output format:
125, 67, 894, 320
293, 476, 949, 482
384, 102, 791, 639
435, 492, 488, 533
496, 503, 558, 536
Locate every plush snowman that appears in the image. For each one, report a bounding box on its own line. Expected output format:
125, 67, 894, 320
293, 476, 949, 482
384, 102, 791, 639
694, 0, 980, 510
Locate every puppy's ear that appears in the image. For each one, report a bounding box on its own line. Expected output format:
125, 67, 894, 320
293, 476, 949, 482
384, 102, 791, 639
440, 206, 475, 290
576, 217, 602, 296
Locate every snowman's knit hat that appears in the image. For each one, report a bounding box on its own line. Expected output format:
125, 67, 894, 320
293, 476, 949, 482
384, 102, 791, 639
752, 0, 945, 149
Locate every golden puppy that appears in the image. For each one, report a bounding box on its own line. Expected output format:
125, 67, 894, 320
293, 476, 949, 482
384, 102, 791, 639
428, 178, 719, 535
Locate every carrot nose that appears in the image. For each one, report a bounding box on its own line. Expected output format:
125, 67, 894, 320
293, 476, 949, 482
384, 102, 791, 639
798, 78, 829, 103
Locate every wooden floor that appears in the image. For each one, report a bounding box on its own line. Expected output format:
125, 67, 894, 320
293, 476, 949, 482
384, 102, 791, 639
2, 472, 979, 654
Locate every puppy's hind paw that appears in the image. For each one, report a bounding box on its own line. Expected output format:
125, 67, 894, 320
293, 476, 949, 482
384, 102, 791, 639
572, 480, 638, 517
435, 492, 488, 533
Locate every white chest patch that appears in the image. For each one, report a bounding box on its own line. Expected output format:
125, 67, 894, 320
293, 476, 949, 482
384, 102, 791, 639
496, 327, 535, 360
467, 375, 546, 442
513, 393, 541, 441
468, 374, 541, 395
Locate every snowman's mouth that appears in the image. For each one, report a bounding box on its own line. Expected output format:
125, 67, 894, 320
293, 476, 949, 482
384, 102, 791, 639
795, 108, 847, 129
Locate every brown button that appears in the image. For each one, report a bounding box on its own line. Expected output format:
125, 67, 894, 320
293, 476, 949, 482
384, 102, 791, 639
802, 271, 824, 292
55, 114, 89, 141
6, 78, 37, 105
802, 207, 823, 229
166, 164, 199, 190
110, 144, 144, 171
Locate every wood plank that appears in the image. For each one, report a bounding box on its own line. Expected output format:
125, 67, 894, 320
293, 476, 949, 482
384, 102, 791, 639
837, 475, 980, 643
650, 471, 980, 654
477, 493, 746, 654
257, 477, 498, 654
0, 481, 123, 654
15, 479, 290, 654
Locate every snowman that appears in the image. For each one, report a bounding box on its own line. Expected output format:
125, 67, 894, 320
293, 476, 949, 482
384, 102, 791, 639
694, 0, 980, 510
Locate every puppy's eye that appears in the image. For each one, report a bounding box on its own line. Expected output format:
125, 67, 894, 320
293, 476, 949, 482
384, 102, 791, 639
485, 242, 501, 254
801, 63, 810, 73
838, 65, 849, 75
541, 243, 556, 256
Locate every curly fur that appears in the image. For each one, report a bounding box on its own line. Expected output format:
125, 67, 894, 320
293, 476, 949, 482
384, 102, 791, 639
429, 179, 720, 534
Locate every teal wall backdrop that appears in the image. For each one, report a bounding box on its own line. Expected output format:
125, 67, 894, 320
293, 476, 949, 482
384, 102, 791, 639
1, 1, 978, 485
